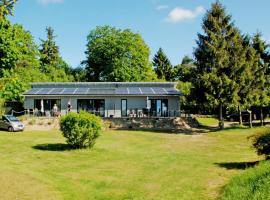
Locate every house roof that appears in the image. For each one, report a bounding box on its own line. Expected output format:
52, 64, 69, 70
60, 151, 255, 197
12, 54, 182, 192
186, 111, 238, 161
23, 82, 183, 96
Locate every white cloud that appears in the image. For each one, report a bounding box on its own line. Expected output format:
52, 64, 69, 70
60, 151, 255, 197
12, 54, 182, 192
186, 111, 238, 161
156, 5, 169, 11
37, 0, 64, 5
165, 6, 205, 23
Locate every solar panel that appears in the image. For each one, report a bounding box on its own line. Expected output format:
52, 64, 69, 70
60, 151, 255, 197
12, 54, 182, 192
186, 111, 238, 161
36, 88, 53, 95
86, 88, 115, 95
128, 87, 141, 95
49, 88, 64, 95
115, 87, 128, 94
152, 87, 166, 95
61, 88, 76, 94
23, 88, 40, 95
74, 88, 88, 95
166, 88, 182, 95
140, 87, 154, 95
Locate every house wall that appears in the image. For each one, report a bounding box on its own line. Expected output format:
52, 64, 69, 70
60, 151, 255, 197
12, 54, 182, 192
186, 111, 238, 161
24, 95, 180, 117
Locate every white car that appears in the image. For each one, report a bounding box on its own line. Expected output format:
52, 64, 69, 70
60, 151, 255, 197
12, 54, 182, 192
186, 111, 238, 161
0, 115, 24, 132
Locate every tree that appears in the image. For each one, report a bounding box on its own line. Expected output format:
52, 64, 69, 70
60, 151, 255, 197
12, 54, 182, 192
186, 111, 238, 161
250, 33, 270, 126
83, 26, 156, 82
173, 56, 196, 82
194, 1, 244, 129
39, 27, 74, 81
153, 48, 173, 81
0, 18, 40, 77
234, 35, 257, 126
39, 27, 61, 71
71, 66, 87, 82
174, 56, 197, 112
0, 77, 26, 102
0, 0, 17, 17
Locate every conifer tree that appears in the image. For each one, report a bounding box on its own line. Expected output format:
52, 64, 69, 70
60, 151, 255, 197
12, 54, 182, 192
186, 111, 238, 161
194, 1, 244, 129
39, 27, 61, 71
251, 33, 270, 126
153, 48, 173, 81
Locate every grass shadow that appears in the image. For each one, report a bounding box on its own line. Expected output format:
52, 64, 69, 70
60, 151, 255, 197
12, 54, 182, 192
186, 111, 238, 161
215, 161, 260, 170
32, 143, 73, 151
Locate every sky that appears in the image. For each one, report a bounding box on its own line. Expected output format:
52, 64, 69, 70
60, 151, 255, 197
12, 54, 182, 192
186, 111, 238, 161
9, 0, 270, 68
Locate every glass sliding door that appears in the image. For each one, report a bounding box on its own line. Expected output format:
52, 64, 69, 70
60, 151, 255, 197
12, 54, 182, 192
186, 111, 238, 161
121, 99, 127, 117
77, 99, 105, 117
150, 99, 168, 117
156, 100, 162, 117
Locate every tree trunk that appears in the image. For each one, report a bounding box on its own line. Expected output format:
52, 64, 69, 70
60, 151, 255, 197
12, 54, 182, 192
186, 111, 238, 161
219, 103, 224, 129
238, 105, 242, 125
248, 110, 252, 128
260, 106, 263, 126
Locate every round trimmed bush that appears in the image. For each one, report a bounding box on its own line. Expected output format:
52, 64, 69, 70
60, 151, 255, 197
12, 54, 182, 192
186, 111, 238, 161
250, 129, 270, 159
60, 111, 102, 149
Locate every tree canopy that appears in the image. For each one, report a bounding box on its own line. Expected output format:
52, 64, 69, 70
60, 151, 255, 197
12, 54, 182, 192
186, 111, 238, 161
83, 26, 156, 82
153, 48, 173, 81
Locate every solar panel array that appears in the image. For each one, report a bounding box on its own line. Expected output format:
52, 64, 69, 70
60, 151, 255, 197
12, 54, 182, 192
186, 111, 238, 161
24, 87, 182, 96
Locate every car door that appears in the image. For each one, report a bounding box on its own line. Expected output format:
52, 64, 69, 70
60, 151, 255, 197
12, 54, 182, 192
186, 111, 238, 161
0, 116, 9, 130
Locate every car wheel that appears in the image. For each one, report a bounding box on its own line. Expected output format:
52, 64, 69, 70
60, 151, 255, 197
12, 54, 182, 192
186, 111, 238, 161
230, 118, 234, 122
8, 126, 14, 132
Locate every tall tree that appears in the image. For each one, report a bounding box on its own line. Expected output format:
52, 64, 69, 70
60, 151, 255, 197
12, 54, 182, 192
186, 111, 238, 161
251, 33, 270, 126
153, 48, 173, 81
0, 11, 40, 77
39, 27, 74, 81
39, 27, 61, 71
194, 1, 244, 129
83, 26, 156, 82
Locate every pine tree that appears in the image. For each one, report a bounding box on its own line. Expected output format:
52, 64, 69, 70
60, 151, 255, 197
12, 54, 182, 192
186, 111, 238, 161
39, 27, 61, 72
194, 1, 244, 129
153, 48, 173, 81
251, 33, 270, 126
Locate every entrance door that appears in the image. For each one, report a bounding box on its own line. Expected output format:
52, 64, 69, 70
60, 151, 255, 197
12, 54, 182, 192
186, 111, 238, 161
121, 99, 127, 117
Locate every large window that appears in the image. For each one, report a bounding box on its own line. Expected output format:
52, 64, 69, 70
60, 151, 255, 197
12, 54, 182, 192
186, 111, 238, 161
121, 99, 127, 117
77, 99, 105, 117
150, 99, 168, 117
34, 99, 61, 111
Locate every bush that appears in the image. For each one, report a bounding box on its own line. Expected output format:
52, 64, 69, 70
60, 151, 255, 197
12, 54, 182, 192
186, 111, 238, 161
250, 129, 270, 159
60, 111, 102, 149
28, 118, 36, 125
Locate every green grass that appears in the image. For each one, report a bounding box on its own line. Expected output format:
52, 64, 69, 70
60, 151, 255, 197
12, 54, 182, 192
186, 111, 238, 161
220, 161, 270, 200
196, 117, 219, 126
0, 128, 263, 200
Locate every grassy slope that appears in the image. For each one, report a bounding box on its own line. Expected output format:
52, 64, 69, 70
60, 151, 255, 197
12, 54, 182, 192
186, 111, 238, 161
196, 117, 219, 127
0, 128, 262, 200
220, 161, 270, 200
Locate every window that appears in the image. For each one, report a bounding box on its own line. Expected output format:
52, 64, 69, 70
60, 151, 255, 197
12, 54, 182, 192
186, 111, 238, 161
149, 99, 168, 117
77, 99, 105, 117
121, 99, 127, 117
34, 99, 61, 111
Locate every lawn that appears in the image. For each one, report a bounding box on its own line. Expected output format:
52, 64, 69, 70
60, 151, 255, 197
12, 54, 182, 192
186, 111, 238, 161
0, 127, 263, 200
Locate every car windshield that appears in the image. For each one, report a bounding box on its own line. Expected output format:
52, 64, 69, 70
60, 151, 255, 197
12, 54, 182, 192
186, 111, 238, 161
6, 116, 19, 122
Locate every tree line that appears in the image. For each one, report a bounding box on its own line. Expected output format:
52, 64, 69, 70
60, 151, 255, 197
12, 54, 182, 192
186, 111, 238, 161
0, 0, 270, 129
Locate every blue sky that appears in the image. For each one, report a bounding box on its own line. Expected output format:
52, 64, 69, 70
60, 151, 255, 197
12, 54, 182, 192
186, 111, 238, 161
9, 0, 270, 68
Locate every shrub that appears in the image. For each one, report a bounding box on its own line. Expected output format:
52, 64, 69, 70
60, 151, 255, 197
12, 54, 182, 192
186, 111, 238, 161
28, 118, 36, 125
250, 129, 270, 159
60, 111, 102, 149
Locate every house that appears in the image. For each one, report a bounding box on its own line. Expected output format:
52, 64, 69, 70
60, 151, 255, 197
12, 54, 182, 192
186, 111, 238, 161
23, 82, 182, 118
